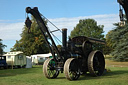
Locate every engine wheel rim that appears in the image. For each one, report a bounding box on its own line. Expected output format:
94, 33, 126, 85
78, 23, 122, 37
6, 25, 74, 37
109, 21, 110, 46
88, 50, 105, 76
43, 58, 59, 79
64, 58, 80, 80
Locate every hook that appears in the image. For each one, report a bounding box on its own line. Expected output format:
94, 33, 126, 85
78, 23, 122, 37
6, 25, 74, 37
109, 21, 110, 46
25, 15, 32, 33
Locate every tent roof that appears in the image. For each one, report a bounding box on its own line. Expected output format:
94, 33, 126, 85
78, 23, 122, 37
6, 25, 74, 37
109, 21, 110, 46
31, 53, 52, 58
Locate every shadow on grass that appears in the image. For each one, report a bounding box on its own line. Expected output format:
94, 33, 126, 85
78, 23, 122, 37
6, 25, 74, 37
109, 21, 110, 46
78, 70, 128, 80
103, 70, 128, 76
56, 77, 66, 79
47, 69, 128, 81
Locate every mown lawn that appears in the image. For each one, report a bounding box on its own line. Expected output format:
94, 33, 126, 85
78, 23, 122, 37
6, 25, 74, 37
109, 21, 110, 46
0, 65, 128, 85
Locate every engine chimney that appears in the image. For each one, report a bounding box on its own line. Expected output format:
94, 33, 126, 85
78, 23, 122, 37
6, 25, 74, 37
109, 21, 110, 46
62, 28, 67, 48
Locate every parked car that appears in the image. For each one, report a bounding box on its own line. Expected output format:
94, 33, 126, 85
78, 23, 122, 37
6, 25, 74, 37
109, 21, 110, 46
0, 56, 7, 69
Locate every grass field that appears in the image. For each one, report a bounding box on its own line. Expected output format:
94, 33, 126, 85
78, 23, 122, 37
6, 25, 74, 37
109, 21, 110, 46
0, 60, 128, 85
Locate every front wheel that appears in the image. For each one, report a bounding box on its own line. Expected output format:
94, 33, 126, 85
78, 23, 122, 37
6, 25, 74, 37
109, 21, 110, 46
43, 58, 59, 79
64, 58, 80, 80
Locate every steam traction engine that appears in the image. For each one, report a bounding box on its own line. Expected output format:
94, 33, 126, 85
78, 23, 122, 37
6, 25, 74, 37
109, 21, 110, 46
25, 7, 105, 80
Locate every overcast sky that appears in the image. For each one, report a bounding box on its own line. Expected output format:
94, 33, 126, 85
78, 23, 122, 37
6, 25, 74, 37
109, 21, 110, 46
0, 0, 120, 52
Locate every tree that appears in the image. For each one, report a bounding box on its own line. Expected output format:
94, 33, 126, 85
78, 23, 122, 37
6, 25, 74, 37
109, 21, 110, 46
105, 30, 114, 54
0, 39, 6, 55
70, 19, 104, 39
70, 19, 105, 50
106, 23, 128, 61
11, 16, 49, 56
10, 40, 22, 51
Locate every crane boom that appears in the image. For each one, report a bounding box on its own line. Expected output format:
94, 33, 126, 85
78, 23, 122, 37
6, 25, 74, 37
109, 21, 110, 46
25, 7, 62, 62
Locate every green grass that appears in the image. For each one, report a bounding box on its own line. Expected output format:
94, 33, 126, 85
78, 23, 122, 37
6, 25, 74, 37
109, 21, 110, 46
0, 65, 128, 85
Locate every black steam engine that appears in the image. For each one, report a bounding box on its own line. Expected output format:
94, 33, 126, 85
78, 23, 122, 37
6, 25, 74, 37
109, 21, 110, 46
25, 7, 105, 80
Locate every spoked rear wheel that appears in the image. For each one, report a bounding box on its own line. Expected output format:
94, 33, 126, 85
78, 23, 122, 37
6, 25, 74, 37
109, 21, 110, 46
88, 50, 105, 76
64, 58, 80, 80
43, 58, 59, 79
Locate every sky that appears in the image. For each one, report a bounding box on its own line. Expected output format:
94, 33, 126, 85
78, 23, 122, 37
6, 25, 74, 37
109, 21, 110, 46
0, 0, 121, 52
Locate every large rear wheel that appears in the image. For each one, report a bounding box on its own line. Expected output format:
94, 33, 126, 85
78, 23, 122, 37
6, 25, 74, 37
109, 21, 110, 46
88, 50, 105, 76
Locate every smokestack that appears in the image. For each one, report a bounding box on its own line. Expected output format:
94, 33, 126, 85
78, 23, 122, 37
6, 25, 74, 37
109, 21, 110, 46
62, 28, 67, 48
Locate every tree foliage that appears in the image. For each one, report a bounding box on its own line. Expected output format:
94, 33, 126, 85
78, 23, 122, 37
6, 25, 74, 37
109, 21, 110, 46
70, 19, 104, 39
0, 39, 6, 55
70, 19, 105, 50
105, 30, 114, 54
11, 16, 49, 56
106, 24, 128, 61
